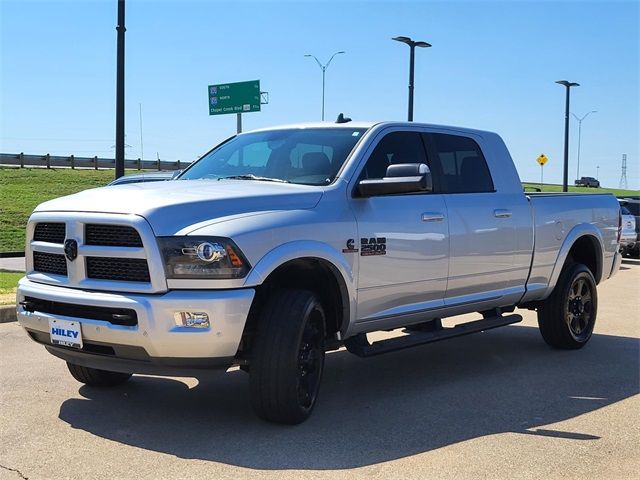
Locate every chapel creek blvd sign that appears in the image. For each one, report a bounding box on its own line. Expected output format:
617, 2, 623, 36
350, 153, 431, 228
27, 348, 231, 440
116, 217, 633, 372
208, 80, 261, 115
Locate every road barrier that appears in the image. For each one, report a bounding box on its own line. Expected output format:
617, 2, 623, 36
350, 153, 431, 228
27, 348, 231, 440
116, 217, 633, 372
0, 153, 189, 171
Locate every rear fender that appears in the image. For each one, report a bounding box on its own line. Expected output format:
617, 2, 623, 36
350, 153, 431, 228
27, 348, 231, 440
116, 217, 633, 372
542, 223, 604, 299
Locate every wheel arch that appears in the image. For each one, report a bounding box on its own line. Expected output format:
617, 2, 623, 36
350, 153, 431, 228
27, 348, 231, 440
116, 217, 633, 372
239, 241, 356, 352
544, 224, 604, 299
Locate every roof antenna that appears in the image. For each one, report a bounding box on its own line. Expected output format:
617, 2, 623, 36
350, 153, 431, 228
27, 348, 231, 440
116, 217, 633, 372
335, 113, 352, 124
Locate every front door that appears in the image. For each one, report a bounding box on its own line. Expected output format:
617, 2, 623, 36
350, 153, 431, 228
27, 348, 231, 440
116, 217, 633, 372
350, 129, 449, 323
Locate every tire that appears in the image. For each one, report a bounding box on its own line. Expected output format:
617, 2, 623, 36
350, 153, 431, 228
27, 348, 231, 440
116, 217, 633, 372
66, 362, 132, 387
249, 289, 326, 425
538, 263, 598, 349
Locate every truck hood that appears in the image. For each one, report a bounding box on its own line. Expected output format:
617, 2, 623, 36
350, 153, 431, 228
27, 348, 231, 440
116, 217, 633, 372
34, 180, 324, 235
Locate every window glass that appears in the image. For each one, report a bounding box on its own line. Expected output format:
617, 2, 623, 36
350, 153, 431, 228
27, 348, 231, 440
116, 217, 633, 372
360, 131, 428, 180
180, 128, 366, 185
425, 133, 494, 193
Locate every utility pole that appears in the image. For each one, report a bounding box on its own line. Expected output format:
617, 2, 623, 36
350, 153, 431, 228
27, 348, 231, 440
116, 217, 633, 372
619, 154, 628, 189
555, 80, 579, 192
115, 0, 126, 179
139, 103, 143, 161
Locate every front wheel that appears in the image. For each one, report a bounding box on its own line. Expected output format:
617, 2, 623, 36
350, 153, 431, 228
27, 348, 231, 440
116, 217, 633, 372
537, 263, 598, 349
66, 362, 132, 387
249, 289, 326, 424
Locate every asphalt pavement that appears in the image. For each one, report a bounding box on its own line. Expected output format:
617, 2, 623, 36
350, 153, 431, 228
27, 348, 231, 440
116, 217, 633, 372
1, 259, 638, 480
0, 257, 24, 273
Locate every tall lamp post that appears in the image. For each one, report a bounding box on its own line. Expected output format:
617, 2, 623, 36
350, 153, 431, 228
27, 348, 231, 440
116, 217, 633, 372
571, 110, 597, 180
304, 51, 345, 121
556, 80, 580, 192
392, 36, 431, 122
115, 0, 126, 179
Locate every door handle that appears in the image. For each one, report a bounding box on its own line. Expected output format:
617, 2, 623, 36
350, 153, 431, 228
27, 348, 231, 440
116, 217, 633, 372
494, 209, 512, 218
422, 212, 445, 222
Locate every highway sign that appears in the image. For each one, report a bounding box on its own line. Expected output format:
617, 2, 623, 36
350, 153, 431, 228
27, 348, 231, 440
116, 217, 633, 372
536, 154, 548, 166
208, 80, 261, 116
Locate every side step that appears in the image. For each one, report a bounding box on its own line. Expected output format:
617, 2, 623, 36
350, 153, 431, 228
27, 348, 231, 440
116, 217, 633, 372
344, 314, 523, 358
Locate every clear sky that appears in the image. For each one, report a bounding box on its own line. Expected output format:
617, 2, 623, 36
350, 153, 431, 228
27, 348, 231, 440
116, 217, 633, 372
1, 0, 638, 189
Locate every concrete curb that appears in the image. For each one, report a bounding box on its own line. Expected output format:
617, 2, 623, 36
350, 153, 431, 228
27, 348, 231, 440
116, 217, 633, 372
0, 305, 17, 323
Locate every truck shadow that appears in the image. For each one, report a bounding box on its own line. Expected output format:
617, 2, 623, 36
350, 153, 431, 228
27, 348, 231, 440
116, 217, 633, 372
58, 325, 639, 470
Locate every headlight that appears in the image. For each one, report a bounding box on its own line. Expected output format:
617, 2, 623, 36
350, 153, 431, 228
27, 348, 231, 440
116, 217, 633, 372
158, 236, 250, 279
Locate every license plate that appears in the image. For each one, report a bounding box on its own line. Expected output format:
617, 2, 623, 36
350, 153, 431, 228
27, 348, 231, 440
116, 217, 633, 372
49, 318, 83, 349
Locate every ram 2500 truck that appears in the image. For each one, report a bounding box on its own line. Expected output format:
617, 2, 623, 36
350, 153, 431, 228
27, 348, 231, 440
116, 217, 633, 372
17, 121, 622, 424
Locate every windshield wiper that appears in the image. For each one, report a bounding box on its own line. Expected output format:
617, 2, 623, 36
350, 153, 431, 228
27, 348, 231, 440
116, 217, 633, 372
217, 174, 289, 183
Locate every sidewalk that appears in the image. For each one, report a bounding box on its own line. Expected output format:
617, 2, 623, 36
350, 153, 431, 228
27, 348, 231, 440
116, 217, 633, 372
0, 256, 25, 272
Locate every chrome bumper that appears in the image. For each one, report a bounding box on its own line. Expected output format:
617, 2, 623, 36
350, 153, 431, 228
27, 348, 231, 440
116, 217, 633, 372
17, 278, 255, 373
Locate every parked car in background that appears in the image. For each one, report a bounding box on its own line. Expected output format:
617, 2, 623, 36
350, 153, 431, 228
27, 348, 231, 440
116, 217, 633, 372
619, 203, 637, 256
107, 171, 179, 186
618, 197, 640, 258
575, 176, 600, 188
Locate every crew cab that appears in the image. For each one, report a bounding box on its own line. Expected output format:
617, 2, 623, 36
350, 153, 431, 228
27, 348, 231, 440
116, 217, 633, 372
16, 121, 622, 424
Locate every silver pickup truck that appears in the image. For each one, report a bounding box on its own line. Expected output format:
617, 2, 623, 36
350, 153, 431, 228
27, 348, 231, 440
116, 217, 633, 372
17, 121, 622, 424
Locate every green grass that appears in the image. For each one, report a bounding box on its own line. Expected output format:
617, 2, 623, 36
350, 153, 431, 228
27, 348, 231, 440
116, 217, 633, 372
0, 271, 23, 293
522, 182, 639, 196
0, 168, 150, 252
0, 271, 23, 304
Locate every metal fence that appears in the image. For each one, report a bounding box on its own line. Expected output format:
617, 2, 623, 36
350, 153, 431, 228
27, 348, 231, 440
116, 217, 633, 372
0, 152, 190, 171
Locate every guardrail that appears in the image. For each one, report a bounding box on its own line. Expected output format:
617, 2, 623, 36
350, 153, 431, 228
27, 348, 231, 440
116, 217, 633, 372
0, 152, 190, 171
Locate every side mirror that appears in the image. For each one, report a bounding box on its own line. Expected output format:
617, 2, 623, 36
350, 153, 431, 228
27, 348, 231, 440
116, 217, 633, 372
171, 169, 182, 180
357, 163, 432, 197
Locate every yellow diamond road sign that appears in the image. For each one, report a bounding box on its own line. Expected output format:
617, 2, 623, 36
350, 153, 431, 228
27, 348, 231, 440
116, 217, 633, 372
537, 154, 548, 166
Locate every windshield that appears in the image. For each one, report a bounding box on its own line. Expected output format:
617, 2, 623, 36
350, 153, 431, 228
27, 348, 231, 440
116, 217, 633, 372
180, 128, 367, 185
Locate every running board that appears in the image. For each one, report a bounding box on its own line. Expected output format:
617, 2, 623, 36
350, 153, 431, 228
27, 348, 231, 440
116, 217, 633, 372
344, 314, 523, 358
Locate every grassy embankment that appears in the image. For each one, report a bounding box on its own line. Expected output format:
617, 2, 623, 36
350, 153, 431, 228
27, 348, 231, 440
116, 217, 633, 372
0, 168, 140, 252
0, 271, 23, 305
522, 182, 638, 197
1, 168, 639, 254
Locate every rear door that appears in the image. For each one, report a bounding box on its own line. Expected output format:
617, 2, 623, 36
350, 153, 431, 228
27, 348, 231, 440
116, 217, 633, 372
423, 132, 523, 304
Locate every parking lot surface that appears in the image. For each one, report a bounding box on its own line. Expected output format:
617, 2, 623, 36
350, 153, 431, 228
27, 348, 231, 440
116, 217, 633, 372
1, 260, 639, 480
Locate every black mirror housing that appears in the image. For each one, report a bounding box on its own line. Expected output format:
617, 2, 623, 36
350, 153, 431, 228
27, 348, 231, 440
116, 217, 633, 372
357, 163, 432, 197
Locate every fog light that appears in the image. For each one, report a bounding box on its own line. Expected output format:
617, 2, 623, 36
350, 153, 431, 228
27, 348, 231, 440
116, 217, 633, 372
174, 311, 210, 328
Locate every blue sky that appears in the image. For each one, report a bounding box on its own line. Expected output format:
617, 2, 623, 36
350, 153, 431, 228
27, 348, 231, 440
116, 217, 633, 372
1, 0, 638, 189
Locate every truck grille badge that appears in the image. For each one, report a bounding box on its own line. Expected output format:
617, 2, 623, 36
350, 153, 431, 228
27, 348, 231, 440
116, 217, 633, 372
63, 239, 78, 261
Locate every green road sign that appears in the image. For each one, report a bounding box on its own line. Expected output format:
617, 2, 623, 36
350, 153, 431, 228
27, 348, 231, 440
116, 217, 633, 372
208, 80, 261, 115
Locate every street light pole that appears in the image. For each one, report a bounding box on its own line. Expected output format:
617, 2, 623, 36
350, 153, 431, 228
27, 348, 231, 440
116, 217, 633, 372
571, 110, 597, 180
392, 36, 431, 122
115, 0, 126, 179
304, 51, 345, 121
556, 80, 580, 192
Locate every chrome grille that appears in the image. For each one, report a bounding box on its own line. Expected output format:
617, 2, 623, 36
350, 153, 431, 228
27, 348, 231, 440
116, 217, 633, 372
27, 213, 164, 293
33, 223, 65, 243
85, 224, 143, 247
86, 257, 150, 282
33, 251, 67, 276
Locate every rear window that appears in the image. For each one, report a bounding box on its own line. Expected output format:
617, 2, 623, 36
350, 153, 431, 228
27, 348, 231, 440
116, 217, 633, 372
424, 133, 494, 193
622, 202, 639, 216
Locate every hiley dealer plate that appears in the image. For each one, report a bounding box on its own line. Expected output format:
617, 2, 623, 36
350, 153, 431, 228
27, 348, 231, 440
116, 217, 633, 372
49, 318, 83, 349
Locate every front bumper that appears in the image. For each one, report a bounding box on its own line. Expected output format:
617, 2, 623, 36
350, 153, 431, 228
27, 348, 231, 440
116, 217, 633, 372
16, 278, 255, 374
